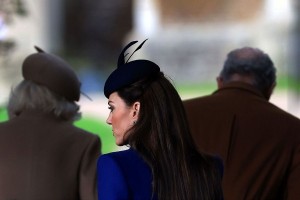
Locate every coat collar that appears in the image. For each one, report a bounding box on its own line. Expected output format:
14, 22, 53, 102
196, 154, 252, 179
14, 109, 62, 122
213, 81, 267, 100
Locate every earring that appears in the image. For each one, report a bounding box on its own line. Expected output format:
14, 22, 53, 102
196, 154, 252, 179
133, 121, 136, 125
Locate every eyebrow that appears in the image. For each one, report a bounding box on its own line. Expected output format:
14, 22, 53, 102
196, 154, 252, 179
108, 100, 113, 104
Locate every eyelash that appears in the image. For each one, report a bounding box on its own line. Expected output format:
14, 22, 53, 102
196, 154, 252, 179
108, 106, 114, 112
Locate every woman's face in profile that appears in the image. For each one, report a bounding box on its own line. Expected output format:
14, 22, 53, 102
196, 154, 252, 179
106, 92, 139, 146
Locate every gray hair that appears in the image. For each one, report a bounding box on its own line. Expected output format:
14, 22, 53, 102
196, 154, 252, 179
8, 80, 81, 121
220, 47, 276, 93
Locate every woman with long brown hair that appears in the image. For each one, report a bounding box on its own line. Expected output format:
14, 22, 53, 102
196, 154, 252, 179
97, 40, 223, 200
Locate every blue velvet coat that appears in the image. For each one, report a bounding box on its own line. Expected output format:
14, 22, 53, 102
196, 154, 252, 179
97, 148, 223, 200
97, 148, 157, 200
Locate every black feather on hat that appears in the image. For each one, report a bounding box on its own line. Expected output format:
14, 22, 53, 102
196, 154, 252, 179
104, 39, 160, 98
22, 46, 81, 101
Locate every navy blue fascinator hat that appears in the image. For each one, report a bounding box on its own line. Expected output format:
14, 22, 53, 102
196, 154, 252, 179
104, 39, 160, 98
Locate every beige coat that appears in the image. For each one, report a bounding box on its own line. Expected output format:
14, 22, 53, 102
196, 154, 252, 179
184, 82, 300, 199
0, 110, 101, 200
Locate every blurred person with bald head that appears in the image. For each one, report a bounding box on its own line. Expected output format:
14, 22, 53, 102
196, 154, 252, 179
184, 47, 300, 199
0, 47, 101, 200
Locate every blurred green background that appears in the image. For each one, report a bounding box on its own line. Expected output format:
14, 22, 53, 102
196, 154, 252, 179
1, 76, 297, 154
0, 107, 117, 154
1, 1, 300, 156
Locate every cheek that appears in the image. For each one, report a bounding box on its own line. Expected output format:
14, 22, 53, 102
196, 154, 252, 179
112, 116, 132, 146
111, 112, 131, 135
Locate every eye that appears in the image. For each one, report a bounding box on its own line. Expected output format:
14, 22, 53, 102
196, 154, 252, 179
108, 106, 114, 112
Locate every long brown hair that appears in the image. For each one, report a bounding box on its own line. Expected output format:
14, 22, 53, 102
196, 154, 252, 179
118, 72, 223, 199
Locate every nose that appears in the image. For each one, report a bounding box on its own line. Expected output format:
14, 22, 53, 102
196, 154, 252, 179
106, 114, 112, 125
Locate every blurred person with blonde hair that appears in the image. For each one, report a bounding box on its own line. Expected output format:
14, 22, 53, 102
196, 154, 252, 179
0, 47, 101, 200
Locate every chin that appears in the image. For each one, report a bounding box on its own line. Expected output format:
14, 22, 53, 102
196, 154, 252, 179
115, 140, 125, 146
116, 139, 129, 147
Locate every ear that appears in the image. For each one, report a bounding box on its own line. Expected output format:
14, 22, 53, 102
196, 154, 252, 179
131, 101, 140, 121
216, 76, 224, 89
265, 82, 276, 100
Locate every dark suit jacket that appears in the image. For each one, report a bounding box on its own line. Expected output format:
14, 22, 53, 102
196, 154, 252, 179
97, 148, 157, 200
184, 82, 300, 200
0, 110, 101, 200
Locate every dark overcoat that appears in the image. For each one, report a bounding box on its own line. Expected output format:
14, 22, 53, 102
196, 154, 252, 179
0, 110, 101, 200
184, 82, 300, 199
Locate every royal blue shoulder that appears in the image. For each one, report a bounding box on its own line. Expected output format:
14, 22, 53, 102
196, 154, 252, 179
97, 148, 157, 200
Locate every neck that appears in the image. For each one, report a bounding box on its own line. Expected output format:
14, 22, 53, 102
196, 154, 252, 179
227, 74, 255, 85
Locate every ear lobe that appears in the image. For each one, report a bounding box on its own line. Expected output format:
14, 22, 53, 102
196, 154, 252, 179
216, 76, 224, 89
271, 82, 276, 93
